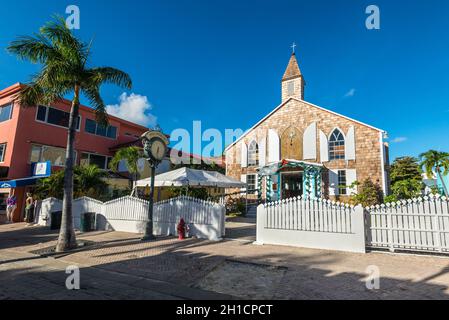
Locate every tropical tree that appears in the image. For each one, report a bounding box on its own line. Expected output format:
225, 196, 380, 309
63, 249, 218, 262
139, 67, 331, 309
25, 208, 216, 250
35, 165, 109, 201
389, 156, 423, 199
74, 165, 108, 199
35, 169, 65, 199
390, 156, 422, 185
109, 146, 143, 189
7, 17, 132, 252
420, 150, 449, 196
391, 179, 422, 200
350, 179, 383, 207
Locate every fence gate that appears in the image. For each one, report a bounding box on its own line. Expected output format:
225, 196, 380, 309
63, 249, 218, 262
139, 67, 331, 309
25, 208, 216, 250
365, 195, 449, 253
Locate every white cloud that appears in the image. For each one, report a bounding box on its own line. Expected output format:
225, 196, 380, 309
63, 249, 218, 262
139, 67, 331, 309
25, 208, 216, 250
391, 137, 407, 143
344, 88, 356, 98
106, 93, 157, 127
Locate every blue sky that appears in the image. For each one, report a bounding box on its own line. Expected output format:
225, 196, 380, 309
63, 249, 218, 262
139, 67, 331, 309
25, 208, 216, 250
1, 0, 448, 161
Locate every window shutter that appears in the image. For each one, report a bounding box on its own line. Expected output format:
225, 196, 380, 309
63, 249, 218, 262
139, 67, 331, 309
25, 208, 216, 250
240, 142, 248, 168
328, 169, 339, 196
303, 122, 317, 160
346, 169, 357, 195
268, 129, 280, 163
259, 137, 266, 166
319, 130, 329, 162
345, 126, 356, 161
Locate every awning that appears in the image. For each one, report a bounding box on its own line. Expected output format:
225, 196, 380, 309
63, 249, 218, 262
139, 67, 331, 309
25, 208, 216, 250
0, 175, 49, 188
258, 159, 323, 176
136, 167, 246, 188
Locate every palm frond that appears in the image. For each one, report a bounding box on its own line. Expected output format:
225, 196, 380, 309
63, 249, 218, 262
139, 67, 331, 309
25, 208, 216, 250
109, 146, 141, 174
87, 67, 132, 89
7, 33, 60, 64
40, 15, 88, 66
83, 86, 108, 126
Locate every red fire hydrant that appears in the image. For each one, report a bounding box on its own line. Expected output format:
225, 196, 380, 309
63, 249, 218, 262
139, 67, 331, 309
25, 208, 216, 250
177, 218, 186, 240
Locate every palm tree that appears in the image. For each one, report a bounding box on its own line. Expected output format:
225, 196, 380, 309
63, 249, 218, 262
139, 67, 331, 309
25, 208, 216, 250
74, 165, 108, 199
420, 150, 449, 196
36, 165, 108, 200
7, 17, 132, 252
109, 146, 143, 190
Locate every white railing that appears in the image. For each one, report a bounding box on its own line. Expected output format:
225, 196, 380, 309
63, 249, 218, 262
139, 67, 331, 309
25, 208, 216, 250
365, 194, 449, 253
256, 196, 366, 253
153, 196, 225, 240
36, 197, 62, 226
36, 195, 225, 241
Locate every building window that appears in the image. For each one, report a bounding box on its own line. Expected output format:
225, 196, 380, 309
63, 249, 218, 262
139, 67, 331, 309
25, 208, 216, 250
80, 153, 112, 170
247, 174, 257, 194
0, 103, 12, 123
338, 170, 347, 195
287, 81, 295, 96
0, 144, 6, 162
248, 140, 259, 166
85, 119, 117, 139
329, 129, 345, 160
30, 144, 73, 167
36, 105, 80, 130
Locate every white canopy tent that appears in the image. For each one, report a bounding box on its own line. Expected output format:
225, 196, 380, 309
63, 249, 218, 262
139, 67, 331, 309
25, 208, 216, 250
135, 167, 246, 188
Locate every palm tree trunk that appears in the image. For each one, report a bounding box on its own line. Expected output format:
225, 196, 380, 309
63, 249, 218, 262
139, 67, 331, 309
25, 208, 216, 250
437, 168, 449, 197
56, 86, 80, 252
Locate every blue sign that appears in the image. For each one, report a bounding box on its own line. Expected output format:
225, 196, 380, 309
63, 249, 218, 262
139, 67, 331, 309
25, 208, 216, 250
31, 161, 52, 177
0, 182, 13, 188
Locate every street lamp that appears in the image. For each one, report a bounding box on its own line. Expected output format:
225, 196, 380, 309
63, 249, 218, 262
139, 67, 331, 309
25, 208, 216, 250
140, 128, 169, 241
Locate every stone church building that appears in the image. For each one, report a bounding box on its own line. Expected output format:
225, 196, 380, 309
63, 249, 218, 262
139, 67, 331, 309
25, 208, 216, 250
225, 53, 389, 202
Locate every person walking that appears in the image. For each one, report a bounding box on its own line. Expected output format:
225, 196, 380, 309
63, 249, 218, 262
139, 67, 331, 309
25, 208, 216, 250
6, 192, 17, 223
25, 192, 35, 225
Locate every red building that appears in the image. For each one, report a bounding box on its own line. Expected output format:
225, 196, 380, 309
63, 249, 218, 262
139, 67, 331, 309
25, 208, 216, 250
0, 83, 148, 222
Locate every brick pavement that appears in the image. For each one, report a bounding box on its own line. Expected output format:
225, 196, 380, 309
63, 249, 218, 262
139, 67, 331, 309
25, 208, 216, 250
2, 222, 449, 299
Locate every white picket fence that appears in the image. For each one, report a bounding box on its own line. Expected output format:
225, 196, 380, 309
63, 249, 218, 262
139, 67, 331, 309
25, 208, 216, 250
365, 194, 449, 253
36, 195, 225, 240
256, 196, 366, 253
256, 194, 449, 255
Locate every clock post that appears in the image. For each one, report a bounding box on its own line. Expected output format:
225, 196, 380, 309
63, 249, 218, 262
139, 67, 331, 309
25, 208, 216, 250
140, 129, 169, 241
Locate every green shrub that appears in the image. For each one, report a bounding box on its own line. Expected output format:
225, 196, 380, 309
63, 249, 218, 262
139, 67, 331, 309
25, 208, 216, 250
351, 179, 383, 207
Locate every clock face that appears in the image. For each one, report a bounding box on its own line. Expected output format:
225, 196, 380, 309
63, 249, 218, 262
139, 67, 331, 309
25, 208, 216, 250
150, 139, 166, 161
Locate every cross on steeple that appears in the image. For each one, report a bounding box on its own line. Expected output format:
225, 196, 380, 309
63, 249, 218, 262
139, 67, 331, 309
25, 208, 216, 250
291, 42, 297, 54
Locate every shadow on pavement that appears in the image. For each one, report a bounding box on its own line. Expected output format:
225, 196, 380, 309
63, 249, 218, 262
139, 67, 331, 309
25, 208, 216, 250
2, 224, 449, 299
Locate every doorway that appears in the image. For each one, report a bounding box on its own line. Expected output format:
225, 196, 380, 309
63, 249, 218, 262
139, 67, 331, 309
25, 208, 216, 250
281, 172, 303, 199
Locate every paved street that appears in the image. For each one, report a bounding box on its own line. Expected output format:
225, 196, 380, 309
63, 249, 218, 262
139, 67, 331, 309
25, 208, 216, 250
2, 221, 449, 299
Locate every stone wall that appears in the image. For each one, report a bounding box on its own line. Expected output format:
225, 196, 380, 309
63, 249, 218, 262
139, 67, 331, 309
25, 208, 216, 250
226, 98, 387, 201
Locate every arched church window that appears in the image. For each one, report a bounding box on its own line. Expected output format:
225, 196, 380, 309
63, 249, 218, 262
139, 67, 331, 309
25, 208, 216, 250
248, 140, 259, 166
329, 129, 345, 160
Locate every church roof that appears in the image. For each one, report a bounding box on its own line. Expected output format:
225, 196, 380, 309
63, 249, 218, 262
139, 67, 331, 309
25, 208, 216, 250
282, 53, 302, 81
224, 97, 386, 152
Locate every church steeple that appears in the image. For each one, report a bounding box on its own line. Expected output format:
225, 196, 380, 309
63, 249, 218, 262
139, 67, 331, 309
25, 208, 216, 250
281, 51, 305, 102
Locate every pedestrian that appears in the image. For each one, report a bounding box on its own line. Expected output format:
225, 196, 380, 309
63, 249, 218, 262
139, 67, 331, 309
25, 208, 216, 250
25, 192, 35, 225
6, 191, 17, 223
